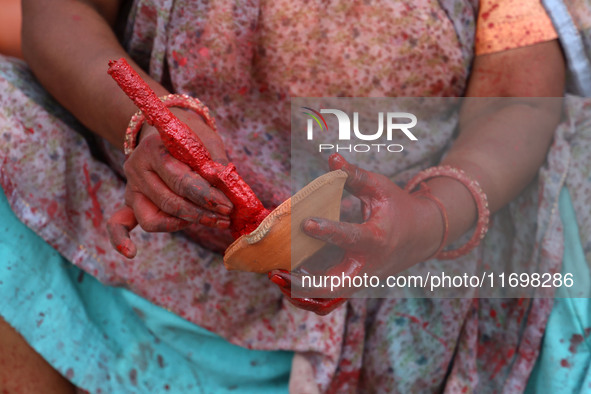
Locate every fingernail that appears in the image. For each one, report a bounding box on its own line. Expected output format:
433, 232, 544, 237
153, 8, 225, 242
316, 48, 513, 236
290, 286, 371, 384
216, 219, 231, 229
199, 214, 217, 226
302, 218, 320, 232
217, 204, 233, 215
116, 243, 128, 255
180, 211, 200, 222
270, 274, 289, 288
116, 240, 136, 259
328, 153, 345, 169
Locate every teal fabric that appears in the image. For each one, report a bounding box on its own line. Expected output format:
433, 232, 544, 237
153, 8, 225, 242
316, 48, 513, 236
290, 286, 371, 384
526, 187, 591, 393
0, 187, 292, 393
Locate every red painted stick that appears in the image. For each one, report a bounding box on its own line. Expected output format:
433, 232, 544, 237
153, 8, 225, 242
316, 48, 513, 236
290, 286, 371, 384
108, 58, 269, 238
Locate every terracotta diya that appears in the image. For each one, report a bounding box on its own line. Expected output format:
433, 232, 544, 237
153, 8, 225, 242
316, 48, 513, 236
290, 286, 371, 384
223, 169, 348, 273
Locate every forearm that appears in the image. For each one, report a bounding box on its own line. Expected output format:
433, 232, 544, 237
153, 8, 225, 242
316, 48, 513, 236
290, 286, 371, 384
422, 40, 565, 248
427, 99, 561, 244
21, 0, 169, 149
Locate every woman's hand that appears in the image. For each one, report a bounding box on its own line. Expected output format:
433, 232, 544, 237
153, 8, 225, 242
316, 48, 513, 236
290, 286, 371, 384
269, 154, 443, 315
108, 109, 234, 258
271, 40, 565, 316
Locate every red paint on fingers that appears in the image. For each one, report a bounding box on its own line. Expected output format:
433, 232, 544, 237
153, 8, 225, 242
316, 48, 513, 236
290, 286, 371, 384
107, 206, 138, 258
107, 58, 269, 239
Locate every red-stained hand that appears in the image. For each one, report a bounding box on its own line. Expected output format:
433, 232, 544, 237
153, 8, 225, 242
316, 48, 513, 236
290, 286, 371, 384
268, 153, 442, 315
108, 108, 233, 258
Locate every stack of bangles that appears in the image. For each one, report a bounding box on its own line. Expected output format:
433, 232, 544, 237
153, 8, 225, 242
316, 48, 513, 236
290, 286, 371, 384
124, 93, 217, 157
405, 166, 490, 260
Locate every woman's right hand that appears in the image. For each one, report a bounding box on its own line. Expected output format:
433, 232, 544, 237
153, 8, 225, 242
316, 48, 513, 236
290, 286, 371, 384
108, 108, 234, 258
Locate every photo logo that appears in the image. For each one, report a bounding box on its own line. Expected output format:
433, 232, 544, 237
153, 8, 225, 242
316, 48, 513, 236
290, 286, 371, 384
302, 107, 418, 153
301, 107, 329, 139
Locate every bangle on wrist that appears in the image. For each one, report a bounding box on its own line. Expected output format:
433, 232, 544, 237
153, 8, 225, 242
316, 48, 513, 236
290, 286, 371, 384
409, 182, 449, 260
124, 93, 217, 157
405, 166, 490, 260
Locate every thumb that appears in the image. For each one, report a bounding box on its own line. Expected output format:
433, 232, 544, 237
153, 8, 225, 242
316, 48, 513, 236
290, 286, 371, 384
107, 206, 138, 258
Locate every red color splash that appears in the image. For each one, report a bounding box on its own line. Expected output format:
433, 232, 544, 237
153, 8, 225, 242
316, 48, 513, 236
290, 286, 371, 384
569, 334, 584, 354
481, 3, 499, 20
47, 200, 58, 220
83, 163, 103, 228
395, 312, 448, 350
171, 51, 187, 67
107, 58, 269, 238
329, 369, 360, 393
129, 369, 138, 386
490, 352, 509, 379
560, 359, 571, 368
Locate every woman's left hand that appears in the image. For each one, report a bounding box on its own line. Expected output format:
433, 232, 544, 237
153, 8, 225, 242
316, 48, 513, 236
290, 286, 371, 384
268, 153, 443, 315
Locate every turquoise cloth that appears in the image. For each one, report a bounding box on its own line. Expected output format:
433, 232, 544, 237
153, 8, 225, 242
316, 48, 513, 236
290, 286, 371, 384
526, 188, 591, 393
0, 188, 292, 393
2, 184, 590, 393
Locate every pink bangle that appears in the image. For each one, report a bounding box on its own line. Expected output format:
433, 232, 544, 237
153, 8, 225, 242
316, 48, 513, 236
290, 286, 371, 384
410, 182, 449, 259
124, 93, 217, 156
405, 166, 490, 260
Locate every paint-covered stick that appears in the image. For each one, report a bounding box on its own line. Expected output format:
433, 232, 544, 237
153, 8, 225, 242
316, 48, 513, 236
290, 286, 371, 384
107, 58, 269, 238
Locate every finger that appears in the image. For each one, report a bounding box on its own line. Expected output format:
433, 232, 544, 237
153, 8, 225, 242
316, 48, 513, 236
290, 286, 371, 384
297, 244, 346, 275
302, 217, 378, 251
308, 298, 347, 316
328, 153, 381, 197
155, 151, 233, 214
268, 269, 292, 288
270, 253, 363, 300
268, 272, 347, 315
283, 293, 347, 316
130, 192, 192, 233
141, 170, 230, 223
361, 201, 371, 222
106, 206, 138, 258
325, 251, 365, 278
126, 188, 230, 230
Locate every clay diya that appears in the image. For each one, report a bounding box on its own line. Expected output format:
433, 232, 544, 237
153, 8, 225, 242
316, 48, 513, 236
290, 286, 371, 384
223, 169, 348, 273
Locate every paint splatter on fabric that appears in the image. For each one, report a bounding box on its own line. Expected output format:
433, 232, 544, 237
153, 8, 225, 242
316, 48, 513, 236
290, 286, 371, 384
0, 0, 590, 392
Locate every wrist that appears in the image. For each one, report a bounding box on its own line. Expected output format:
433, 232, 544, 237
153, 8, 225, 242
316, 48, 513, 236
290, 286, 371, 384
408, 194, 447, 262
405, 165, 490, 260
138, 108, 205, 143
124, 93, 216, 157
424, 176, 477, 246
